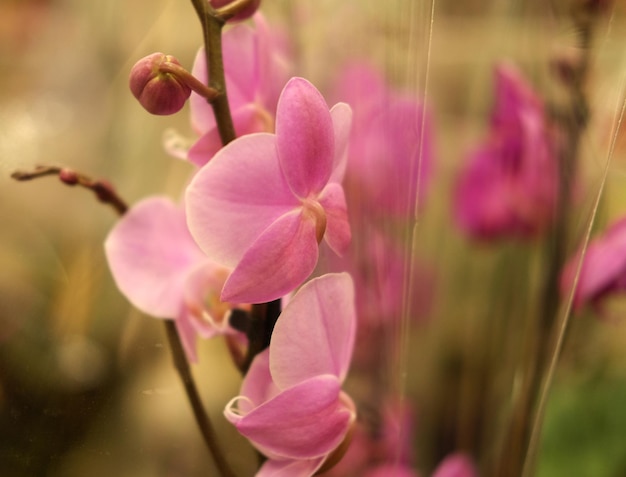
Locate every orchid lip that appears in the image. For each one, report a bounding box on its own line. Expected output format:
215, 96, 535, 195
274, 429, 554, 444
301, 198, 327, 244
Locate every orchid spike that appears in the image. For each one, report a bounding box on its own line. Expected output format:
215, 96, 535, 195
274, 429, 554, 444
224, 273, 357, 477
186, 77, 352, 304
104, 197, 245, 361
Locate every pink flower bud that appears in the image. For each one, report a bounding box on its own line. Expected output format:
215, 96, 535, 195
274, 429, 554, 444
211, 0, 261, 22
129, 53, 191, 115
59, 168, 79, 185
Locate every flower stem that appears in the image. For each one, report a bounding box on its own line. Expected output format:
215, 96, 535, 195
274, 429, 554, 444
189, 0, 236, 145
495, 4, 599, 476
241, 299, 282, 374
11, 165, 128, 215
158, 61, 220, 102
164, 321, 238, 477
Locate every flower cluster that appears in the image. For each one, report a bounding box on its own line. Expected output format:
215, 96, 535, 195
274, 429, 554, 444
110, 8, 361, 475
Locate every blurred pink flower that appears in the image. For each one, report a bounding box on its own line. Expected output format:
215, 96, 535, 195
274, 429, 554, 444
104, 197, 243, 361
322, 394, 417, 477
561, 216, 626, 314
356, 229, 433, 328
224, 273, 357, 477
183, 13, 291, 166
364, 465, 421, 477
431, 453, 478, 477
186, 77, 352, 304
333, 62, 433, 218
454, 62, 558, 240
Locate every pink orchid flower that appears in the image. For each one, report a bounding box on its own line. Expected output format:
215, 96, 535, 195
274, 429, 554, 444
224, 272, 357, 477
333, 62, 433, 218
184, 13, 291, 166
454, 62, 558, 240
561, 216, 626, 314
104, 196, 244, 362
186, 76, 352, 304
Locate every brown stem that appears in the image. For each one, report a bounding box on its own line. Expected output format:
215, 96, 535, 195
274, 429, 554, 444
164, 321, 238, 477
11, 165, 128, 215
495, 4, 597, 476
241, 299, 282, 374
189, 0, 236, 145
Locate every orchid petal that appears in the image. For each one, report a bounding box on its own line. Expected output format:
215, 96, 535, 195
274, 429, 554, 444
228, 375, 352, 460
104, 197, 205, 318
270, 273, 356, 388
186, 133, 299, 267
238, 350, 280, 412
189, 47, 215, 135
256, 457, 325, 477
187, 104, 272, 167
222, 23, 257, 105
329, 102, 352, 183
255, 13, 292, 109
220, 209, 319, 303
182, 263, 231, 337
562, 217, 626, 309
276, 77, 334, 197
318, 183, 351, 256
187, 127, 223, 168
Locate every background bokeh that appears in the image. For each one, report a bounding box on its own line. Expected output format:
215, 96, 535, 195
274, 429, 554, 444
2, 0, 626, 476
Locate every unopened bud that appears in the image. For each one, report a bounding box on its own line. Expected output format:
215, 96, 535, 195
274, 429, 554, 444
211, 0, 261, 22
59, 168, 79, 185
129, 53, 192, 115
